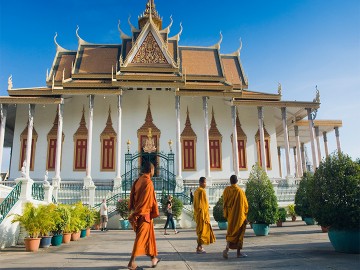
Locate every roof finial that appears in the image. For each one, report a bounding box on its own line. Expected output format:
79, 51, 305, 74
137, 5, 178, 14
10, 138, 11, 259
128, 15, 139, 32
54, 32, 68, 52
314, 85, 320, 103
214, 31, 223, 49
8, 75, 13, 90
162, 15, 173, 33
148, 95, 151, 107
278, 82, 282, 95
118, 20, 130, 39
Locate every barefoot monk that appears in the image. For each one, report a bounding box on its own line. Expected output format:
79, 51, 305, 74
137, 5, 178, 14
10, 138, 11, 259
222, 175, 248, 259
127, 161, 161, 269
193, 176, 216, 254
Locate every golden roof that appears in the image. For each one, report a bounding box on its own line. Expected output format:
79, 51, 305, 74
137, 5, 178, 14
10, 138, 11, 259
209, 108, 222, 138
181, 107, 197, 138
101, 107, 116, 136
138, 97, 160, 134
74, 107, 88, 137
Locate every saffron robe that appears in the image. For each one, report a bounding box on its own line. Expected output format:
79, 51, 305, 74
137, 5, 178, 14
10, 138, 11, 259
193, 187, 216, 245
129, 173, 159, 257
223, 184, 248, 249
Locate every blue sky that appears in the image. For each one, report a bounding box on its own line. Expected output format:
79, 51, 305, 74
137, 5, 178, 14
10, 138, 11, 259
0, 0, 359, 162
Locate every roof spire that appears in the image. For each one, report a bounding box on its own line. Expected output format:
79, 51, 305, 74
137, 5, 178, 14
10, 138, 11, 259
139, 0, 162, 29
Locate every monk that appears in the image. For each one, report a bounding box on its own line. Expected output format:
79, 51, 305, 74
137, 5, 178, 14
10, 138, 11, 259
222, 175, 248, 259
193, 176, 216, 254
127, 161, 161, 270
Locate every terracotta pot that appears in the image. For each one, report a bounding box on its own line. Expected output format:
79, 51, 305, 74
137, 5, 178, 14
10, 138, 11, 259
62, 233, 72, 244
24, 238, 41, 252
276, 221, 283, 227
292, 216, 297, 222
71, 231, 81, 241
86, 228, 91, 237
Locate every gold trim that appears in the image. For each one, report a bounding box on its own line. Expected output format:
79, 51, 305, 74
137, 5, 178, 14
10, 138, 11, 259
0, 97, 63, 104
232, 100, 320, 109
295, 119, 342, 127
119, 66, 179, 73
52, 89, 122, 95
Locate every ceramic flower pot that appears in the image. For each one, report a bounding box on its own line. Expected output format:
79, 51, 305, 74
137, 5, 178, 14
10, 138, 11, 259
51, 234, 63, 246
80, 229, 87, 238
24, 238, 41, 252
252, 223, 270, 236
62, 233, 72, 244
217, 221, 228, 230
39, 236, 52, 248
71, 231, 81, 241
119, 219, 130, 230
328, 229, 360, 254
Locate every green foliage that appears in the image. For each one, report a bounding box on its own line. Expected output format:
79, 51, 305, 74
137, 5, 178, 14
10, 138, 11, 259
245, 163, 278, 225
116, 198, 130, 220
53, 204, 70, 235
287, 204, 296, 217
11, 202, 41, 238
37, 204, 56, 236
82, 206, 95, 228
308, 153, 360, 230
294, 173, 314, 218
68, 202, 86, 232
213, 196, 226, 222
92, 208, 100, 225
172, 197, 183, 220
277, 208, 287, 222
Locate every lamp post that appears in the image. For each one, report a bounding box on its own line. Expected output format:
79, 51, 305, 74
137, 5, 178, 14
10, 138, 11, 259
168, 139, 173, 153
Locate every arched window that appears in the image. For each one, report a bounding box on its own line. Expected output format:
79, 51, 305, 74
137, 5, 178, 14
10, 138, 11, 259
181, 108, 197, 171
19, 122, 38, 171
255, 124, 272, 170
209, 108, 222, 170
73, 108, 87, 171
46, 109, 64, 170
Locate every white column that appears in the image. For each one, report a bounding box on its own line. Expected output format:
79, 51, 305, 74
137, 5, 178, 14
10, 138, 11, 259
314, 126, 322, 163
334, 127, 341, 154
257, 106, 266, 171
53, 103, 64, 185
306, 108, 318, 170
294, 126, 303, 177
0, 104, 8, 181
175, 95, 182, 180
301, 142, 307, 173
84, 95, 94, 187
277, 147, 282, 178
26, 104, 35, 179
281, 107, 291, 176
293, 147, 297, 177
114, 95, 122, 187
203, 97, 211, 179
231, 106, 239, 176
323, 131, 329, 157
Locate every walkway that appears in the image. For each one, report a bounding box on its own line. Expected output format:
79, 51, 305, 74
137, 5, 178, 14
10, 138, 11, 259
0, 221, 359, 269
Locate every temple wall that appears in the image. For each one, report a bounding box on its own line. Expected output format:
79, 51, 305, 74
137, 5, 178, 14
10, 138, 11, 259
9, 92, 280, 181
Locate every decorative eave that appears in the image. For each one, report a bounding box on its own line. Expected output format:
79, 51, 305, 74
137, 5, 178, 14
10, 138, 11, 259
8, 87, 54, 96
295, 119, 343, 128
20, 122, 38, 138
209, 108, 222, 139
74, 107, 88, 138
232, 99, 320, 109
52, 88, 122, 95
235, 111, 247, 139
137, 97, 160, 134
116, 73, 183, 82
241, 90, 280, 100
62, 79, 116, 89
255, 124, 270, 139
101, 107, 116, 137
119, 65, 179, 73
176, 90, 243, 97
181, 107, 197, 139
70, 73, 113, 80
0, 96, 63, 104
113, 80, 184, 88
48, 108, 65, 137
180, 81, 232, 91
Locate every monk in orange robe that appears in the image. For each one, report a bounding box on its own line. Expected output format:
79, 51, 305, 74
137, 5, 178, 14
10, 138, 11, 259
127, 161, 161, 270
193, 176, 216, 253
222, 175, 248, 259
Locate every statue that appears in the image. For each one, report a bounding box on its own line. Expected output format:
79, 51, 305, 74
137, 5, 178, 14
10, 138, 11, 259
8, 75, 13, 90
143, 128, 156, 153
21, 161, 26, 178
44, 170, 50, 186
278, 82, 282, 96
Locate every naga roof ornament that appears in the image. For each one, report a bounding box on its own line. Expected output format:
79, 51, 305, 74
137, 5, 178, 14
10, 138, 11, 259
169, 22, 183, 41
161, 15, 173, 34
54, 32, 69, 52
75, 25, 91, 45
118, 20, 131, 39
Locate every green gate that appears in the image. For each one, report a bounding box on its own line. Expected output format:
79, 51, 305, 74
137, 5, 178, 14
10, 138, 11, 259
122, 151, 175, 196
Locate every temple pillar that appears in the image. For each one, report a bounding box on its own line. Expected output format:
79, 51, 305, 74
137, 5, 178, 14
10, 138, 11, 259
315, 126, 322, 163
53, 103, 63, 186
277, 147, 282, 178
0, 104, 8, 181
175, 95, 182, 180
114, 95, 122, 188
26, 104, 35, 179
257, 106, 266, 171
293, 147, 298, 177
203, 97, 211, 181
306, 108, 318, 170
84, 95, 95, 187
323, 131, 329, 157
231, 105, 239, 176
335, 127, 342, 154
281, 107, 291, 176
301, 142, 307, 173
294, 126, 303, 177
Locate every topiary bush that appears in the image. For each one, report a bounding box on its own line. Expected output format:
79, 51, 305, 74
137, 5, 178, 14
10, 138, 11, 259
277, 208, 287, 222
308, 153, 360, 230
245, 163, 278, 225
295, 172, 314, 218
213, 196, 227, 222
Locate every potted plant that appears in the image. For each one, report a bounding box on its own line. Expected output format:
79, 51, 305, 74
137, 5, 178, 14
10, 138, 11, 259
287, 204, 296, 221
92, 209, 101, 230
37, 204, 56, 248
171, 196, 183, 222
308, 152, 360, 254
51, 204, 70, 246
116, 198, 131, 229
213, 196, 227, 230
69, 202, 84, 241
295, 172, 315, 225
276, 208, 287, 227
62, 205, 73, 243
245, 163, 278, 236
11, 202, 42, 252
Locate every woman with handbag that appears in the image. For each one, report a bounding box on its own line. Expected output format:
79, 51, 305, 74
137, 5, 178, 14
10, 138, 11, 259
163, 195, 179, 235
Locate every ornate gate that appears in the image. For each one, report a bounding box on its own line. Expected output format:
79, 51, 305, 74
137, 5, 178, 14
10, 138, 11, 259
122, 151, 175, 196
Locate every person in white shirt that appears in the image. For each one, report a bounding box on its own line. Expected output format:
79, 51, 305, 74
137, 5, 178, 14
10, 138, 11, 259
100, 198, 108, 231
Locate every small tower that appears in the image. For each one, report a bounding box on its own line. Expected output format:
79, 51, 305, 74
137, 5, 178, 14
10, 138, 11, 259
138, 0, 162, 30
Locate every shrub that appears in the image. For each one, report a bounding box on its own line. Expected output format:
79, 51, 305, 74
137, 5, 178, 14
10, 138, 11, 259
294, 172, 314, 218
287, 204, 296, 217
172, 196, 183, 220
11, 202, 41, 238
52, 204, 70, 235
277, 208, 287, 222
116, 198, 130, 220
245, 163, 278, 224
213, 196, 226, 222
308, 153, 360, 230
37, 204, 56, 236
